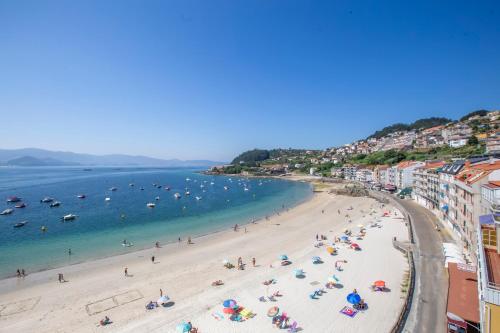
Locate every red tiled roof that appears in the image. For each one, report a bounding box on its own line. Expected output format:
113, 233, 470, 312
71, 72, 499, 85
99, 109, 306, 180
447, 263, 480, 323
485, 248, 500, 286
424, 161, 446, 169
455, 161, 500, 185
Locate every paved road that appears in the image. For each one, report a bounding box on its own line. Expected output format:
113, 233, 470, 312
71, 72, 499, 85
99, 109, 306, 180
395, 198, 450, 333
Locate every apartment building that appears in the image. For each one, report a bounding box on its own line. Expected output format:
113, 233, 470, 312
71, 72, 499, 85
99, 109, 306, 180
439, 161, 466, 238
413, 161, 445, 212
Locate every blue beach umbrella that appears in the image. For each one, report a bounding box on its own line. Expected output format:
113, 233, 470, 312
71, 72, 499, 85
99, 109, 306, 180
312, 256, 321, 261
279, 254, 288, 260
176, 322, 191, 333
223, 299, 237, 308
293, 269, 304, 276
340, 235, 349, 241
347, 293, 361, 304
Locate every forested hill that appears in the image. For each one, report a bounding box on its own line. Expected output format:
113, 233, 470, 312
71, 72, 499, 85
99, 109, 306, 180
367, 117, 451, 139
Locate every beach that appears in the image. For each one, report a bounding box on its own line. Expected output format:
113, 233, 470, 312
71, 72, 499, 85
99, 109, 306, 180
0, 185, 409, 332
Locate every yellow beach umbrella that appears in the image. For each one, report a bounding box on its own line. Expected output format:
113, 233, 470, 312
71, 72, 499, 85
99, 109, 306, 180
326, 246, 336, 254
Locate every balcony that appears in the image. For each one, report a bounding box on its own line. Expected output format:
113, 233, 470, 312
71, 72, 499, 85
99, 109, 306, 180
476, 226, 500, 305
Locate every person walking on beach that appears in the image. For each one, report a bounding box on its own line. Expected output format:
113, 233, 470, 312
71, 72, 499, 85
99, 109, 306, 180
58, 273, 65, 283
155, 241, 160, 248
21, 269, 25, 277
316, 234, 319, 241
252, 257, 256, 267
160, 288, 163, 297
234, 224, 238, 231
187, 236, 192, 244
178, 237, 181, 243
124, 267, 128, 277
151, 256, 155, 263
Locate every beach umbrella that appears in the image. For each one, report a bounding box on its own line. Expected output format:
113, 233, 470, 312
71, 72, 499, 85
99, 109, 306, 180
222, 259, 229, 264
347, 293, 361, 304
340, 235, 349, 241
223, 307, 235, 314
312, 256, 321, 261
357, 224, 364, 228
326, 246, 335, 254
374, 280, 386, 288
328, 276, 337, 283
279, 254, 288, 260
223, 299, 237, 308
351, 243, 360, 248
176, 322, 191, 333
158, 295, 170, 304
293, 269, 303, 276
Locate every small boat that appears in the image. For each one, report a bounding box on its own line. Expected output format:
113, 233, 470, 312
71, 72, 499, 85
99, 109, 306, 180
156, 185, 162, 189
50, 201, 61, 208
129, 183, 135, 187
7, 196, 21, 203
186, 178, 191, 182
174, 193, 181, 199
185, 191, 190, 196
109, 187, 118, 191
14, 221, 28, 228
200, 184, 205, 188
1, 208, 14, 215
77, 194, 86, 199
164, 186, 171, 191
41, 226, 47, 232
62, 214, 77, 221
140, 187, 145, 191
210, 182, 215, 185
244, 187, 249, 191
155, 196, 160, 201
15, 203, 26, 208
40, 197, 54, 203
105, 197, 111, 202
224, 186, 229, 190
195, 196, 202, 201
147, 203, 156, 208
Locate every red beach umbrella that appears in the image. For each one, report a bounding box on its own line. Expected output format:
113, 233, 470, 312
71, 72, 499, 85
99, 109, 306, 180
374, 280, 386, 287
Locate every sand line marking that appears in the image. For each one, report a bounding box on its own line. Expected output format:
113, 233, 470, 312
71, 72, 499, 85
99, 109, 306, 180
85, 289, 143, 316
0, 296, 41, 316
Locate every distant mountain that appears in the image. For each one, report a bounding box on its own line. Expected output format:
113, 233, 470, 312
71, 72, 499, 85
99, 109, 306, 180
0, 148, 225, 167
6, 156, 76, 166
367, 117, 452, 139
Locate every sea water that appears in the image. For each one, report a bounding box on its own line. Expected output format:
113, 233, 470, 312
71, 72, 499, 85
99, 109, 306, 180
0, 167, 312, 278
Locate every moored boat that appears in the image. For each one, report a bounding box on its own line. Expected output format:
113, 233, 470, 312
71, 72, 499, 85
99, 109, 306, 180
50, 201, 61, 207
14, 221, 28, 228
40, 197, 54, 203
147, 202, 156, 208
15, 203, 26, 208
7, 196, 21, 203
1, 208, 14, 215
62, 214, 77, 221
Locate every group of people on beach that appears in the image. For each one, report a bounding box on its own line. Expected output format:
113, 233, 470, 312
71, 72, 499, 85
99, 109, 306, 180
15, 268, 26, 277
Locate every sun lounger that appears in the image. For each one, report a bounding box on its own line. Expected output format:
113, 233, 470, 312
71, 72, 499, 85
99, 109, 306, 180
340, 306, 358, 317
258, 296, 266, 302
267, 295, 276, 302
240, 308, 254, 319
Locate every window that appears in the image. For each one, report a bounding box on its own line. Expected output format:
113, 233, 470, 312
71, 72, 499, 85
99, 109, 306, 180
482, 228, 497, 248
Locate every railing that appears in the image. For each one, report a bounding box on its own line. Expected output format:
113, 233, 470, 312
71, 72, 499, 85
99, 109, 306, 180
476, 228, 500, 305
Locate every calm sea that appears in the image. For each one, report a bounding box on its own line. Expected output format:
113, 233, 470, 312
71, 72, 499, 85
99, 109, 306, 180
0, 167, 312, 278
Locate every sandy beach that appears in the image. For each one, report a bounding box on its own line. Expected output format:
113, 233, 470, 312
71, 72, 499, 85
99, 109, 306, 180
0, 186, 409, 333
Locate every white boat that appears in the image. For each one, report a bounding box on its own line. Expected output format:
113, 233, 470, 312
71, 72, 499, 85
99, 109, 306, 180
1, 208, 14, 215
224, 186, 229, 190
155, 196, 160, 201
40, 197, 54, 203
174, 193, 181, 199
147, 203, 156, 208
200, 184, 205, 188
244, 187, 249, 191
50, 201, 61, 207
210, 182, 215, 185
77, 194, 86, 199
129, 183, 135, 187
185, 191, 190, 196
62, 214, 77, 221
105, 197, 111, 202
186, 178, 191, 182
109, 187, 118, 191
195, 196, 202, 201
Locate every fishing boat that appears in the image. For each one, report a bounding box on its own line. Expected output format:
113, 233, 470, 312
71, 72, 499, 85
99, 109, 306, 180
147, 203, 156, 208
1, 208, 14, 215
77, 194, 86, 199
14, 221, 28, 228
6, 196, 21, 203
15, 203, 26, 208
50, 201, 61, 208
174, 193, 181, 199
105, 197, 111, 202
109, 187, 118, 191
62, 214, 77, 221
40, 197, 54, 203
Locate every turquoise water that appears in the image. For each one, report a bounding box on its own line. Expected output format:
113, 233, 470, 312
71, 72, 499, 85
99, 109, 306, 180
0, 167, 312, 278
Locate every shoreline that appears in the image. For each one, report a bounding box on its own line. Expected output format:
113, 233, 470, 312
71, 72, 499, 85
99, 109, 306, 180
0, 178, 314, 282
0, 178, 410, 333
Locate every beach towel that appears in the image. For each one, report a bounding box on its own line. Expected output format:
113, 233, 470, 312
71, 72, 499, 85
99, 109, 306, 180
340, 306, 358, 318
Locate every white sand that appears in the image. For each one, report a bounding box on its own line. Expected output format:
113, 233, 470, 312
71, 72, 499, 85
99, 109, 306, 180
0, 189, 409, 333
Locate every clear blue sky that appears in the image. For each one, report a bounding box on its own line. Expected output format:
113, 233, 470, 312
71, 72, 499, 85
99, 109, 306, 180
1, 1, 499, 161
